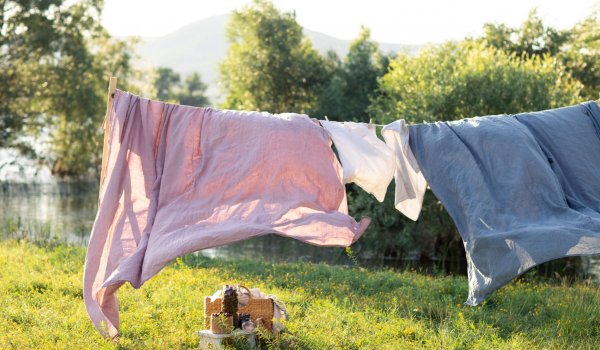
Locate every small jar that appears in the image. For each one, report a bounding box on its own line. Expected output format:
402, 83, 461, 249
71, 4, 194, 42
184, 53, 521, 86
242, 320, 256, 332
237, 313, 251, 328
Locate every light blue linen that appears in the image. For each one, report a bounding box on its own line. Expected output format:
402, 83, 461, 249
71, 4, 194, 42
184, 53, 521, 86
409, 102, 600, 305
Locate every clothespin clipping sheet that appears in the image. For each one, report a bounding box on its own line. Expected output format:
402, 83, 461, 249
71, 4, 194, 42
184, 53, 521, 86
100, 77, 118, 202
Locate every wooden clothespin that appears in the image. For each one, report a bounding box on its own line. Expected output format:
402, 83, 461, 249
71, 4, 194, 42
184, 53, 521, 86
103, 77, 118, 129
368, 118, 374, 130
100, 77, 117, 201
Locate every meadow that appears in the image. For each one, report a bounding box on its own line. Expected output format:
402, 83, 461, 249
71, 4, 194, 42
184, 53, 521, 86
1, 238, 599, 349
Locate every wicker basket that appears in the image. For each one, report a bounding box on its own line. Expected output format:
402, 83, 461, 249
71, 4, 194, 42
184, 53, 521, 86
204, 285, 274, 331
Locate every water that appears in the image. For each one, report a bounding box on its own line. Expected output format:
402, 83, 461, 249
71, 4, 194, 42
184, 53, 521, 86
0, 181, 98, 244
0, 179, 452, 271
1, 149, 599, 278
0, 150, 438, 269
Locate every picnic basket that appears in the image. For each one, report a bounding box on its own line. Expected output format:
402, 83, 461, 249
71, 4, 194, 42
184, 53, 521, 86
204, 285, 274, 331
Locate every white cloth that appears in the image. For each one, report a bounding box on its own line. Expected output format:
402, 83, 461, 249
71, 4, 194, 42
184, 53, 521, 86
320, 121, 395, 202
381, 120, 427, 221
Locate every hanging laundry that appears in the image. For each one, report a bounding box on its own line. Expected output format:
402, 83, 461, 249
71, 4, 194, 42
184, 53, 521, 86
320, 120, 395, 202
409, 102, 600, 305
381, 120, 427, 221
84, 90, 371, 338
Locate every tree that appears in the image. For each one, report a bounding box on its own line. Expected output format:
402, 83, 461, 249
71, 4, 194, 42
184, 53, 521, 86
152, 68, 210, 107
178, 73, 210, 107
481, 9, 599, 99
49, 36, 136, 177
561, 13, 600, 99
371, 42, 581, 124
316, 27, 389, 121
0, 0, 92, 148
219, 0, 330, 113
0, 0, 137, 177
481, 9, 569, 59
154, 67, 181, 102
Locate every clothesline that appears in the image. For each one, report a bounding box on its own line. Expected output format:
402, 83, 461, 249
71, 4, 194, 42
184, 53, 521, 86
322, 116, 386, 127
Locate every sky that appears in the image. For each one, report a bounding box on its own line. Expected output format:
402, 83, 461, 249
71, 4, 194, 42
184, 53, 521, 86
101, 0, 599, 44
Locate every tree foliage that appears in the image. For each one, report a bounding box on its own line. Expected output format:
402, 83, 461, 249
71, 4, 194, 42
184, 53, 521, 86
370, 42, 581, 124
219, 0, 330, 113
153, 68, 210, 106
481, 9, 600, 99
561, 13, 600, 99
0, 0, 136, 177
154, 67, 182, 102
482, 9, 570, 59
179, 73, 210, 107
316, 27, 389, 121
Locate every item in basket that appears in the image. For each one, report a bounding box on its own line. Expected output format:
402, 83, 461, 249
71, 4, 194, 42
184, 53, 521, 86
237, 313, 251, 328
222, 285, 239, 326
242, 320, 256, 332
210, 312, 233, 334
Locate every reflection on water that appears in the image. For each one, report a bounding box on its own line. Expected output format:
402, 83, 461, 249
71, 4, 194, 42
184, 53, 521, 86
1, 180, 600, 279
0, 180, 452, 271
0, 181, 98, 244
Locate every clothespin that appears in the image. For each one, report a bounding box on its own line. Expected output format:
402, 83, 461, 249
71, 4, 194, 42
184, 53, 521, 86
368, 118, 374, 130
100, 76, 117, 202
103, 77, 118, 129
324, 115, 329, 121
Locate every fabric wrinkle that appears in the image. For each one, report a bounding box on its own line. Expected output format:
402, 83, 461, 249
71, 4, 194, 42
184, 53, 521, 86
409, 102, 600, 305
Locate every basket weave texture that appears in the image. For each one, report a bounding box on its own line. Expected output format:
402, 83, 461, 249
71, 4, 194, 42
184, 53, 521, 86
204, 285, 274, 331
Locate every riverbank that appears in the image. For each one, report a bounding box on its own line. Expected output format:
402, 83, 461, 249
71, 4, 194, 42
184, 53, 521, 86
1, 239, 599, 349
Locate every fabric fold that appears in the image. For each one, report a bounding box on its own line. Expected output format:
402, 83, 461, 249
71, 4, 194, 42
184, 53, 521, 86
319, 120, 395, 202
381, 120, 427, 220
84, 91, 370, 338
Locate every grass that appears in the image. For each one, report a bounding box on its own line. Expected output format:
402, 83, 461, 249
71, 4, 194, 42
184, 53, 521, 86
0, 239, 599, 349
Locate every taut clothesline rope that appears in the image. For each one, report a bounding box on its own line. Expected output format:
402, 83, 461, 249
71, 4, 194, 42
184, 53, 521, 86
323, 115, 386, 127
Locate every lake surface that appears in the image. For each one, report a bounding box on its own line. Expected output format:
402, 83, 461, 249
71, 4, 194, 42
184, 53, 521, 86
1, 180, 599, 279
0, 181, 395, 268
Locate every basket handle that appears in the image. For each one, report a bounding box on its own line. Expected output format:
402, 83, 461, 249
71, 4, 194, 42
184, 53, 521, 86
237, 285, 253, 300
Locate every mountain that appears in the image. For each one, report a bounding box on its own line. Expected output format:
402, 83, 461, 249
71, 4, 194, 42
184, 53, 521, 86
134, 14, 421, 100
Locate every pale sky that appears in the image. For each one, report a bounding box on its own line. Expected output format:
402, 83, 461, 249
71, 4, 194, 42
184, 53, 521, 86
102, 0, 599, 44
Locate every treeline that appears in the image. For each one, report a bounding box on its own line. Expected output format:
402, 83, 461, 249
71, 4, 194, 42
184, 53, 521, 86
1, 0, 598, 262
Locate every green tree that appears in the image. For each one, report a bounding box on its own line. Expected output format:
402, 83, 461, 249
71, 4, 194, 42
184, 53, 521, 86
561, 13, 600, 99
0, 0, 136, 177
371, 42, 581, 124
355, 42, 582, 264
482, 9, 569, 59
481, 9, 599, 99
0, 0, 96, 148
152, 68, 210, 106
178, 73, 210, 107
316, 27, 389, 121
220, 0, 330, 113
154, 67, 181, 102
49, 36, 136, 177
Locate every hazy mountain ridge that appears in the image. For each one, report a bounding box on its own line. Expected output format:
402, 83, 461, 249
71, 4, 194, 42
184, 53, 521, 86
134, 14, 421, 100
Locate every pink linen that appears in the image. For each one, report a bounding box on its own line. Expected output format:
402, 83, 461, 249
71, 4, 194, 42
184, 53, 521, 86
83, 90, 370, 338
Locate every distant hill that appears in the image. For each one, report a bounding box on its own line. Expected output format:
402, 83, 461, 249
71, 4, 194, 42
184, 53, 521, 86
134, 14, 421, 100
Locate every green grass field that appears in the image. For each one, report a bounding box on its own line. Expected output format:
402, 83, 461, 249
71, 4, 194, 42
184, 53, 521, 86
1, 239, 599, 349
